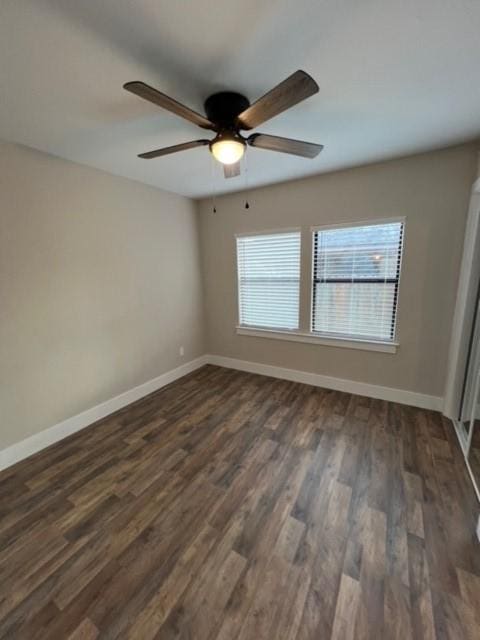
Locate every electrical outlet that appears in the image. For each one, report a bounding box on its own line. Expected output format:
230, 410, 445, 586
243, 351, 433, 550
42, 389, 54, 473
179, 346, 184, 357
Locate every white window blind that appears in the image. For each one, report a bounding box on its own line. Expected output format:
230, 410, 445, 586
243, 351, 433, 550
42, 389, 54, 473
236, 231, 301, 330
312, 221, 404, 341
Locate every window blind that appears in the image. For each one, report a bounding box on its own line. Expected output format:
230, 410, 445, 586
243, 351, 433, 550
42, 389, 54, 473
236, 231, 301, 330
312, 221, 404, 341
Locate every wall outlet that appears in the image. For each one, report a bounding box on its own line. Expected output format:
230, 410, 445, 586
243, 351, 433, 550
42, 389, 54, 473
179, 346, 184, 357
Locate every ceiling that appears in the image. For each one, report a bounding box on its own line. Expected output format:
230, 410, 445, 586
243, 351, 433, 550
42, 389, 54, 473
1, 1, 480, 199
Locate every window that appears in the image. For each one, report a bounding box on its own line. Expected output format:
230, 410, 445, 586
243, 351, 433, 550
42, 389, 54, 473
236, 231, 301, 330
312, 221, 404, 342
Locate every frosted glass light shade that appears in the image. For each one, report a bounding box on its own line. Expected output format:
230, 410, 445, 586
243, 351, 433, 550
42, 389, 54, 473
211, 139, 245, 165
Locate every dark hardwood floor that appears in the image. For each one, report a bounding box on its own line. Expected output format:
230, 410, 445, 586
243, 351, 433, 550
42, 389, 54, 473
0, 365, 479, 639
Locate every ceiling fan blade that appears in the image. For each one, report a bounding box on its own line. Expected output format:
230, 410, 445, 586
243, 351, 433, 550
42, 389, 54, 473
124, 81, 214, 130
248, 133, 323, 158
224, 161, 241, 179
138, 139, 210, 159
236, 70, 319, 130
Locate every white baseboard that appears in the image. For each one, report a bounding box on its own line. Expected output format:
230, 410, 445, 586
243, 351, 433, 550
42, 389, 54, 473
0, 356, 208, 472
207, 354, 443, 412
0, 352, 443, 473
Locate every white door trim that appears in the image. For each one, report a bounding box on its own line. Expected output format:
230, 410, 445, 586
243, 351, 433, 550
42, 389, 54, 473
443, 177, 480, 419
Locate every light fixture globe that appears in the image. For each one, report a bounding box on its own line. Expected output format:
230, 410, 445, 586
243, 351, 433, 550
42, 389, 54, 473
210, 132, 245, 165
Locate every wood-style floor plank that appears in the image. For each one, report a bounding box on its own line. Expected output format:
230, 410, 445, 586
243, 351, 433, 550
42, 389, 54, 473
0, 365, 479, 639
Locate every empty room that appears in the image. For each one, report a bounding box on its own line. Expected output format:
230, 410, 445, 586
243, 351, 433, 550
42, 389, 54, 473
1, 1, 480, 638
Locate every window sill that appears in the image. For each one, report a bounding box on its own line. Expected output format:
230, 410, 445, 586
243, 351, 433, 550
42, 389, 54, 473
236, 326, 398, 353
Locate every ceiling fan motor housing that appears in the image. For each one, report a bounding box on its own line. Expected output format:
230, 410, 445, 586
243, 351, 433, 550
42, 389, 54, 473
204, 92, 250, 130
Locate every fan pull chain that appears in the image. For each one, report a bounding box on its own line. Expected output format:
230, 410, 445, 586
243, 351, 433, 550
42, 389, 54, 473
210, 153, 218, 213
244, 149, 250, 211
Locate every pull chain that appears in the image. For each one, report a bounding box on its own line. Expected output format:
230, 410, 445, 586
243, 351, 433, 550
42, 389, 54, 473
210, 153, 218, 213
244, 148, 250, 210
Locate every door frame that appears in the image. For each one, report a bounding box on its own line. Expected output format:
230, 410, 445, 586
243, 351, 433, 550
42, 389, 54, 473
443, 177, 480, 423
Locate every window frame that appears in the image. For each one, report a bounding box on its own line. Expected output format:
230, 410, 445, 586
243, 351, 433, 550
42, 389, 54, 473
310, 217, 405, 343
235, 227, 302, 332
235, 218, 405, 354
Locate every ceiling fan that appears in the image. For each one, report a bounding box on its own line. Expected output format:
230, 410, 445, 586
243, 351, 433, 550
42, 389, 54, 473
123, 70, 323, 178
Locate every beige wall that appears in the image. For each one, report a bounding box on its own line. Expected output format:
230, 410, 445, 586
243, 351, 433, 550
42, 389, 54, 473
198, 143, 478, 397
0, 141, 205, 450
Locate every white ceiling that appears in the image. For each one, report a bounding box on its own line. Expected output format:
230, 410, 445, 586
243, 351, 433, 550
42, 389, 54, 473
1, 0, 480, 198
